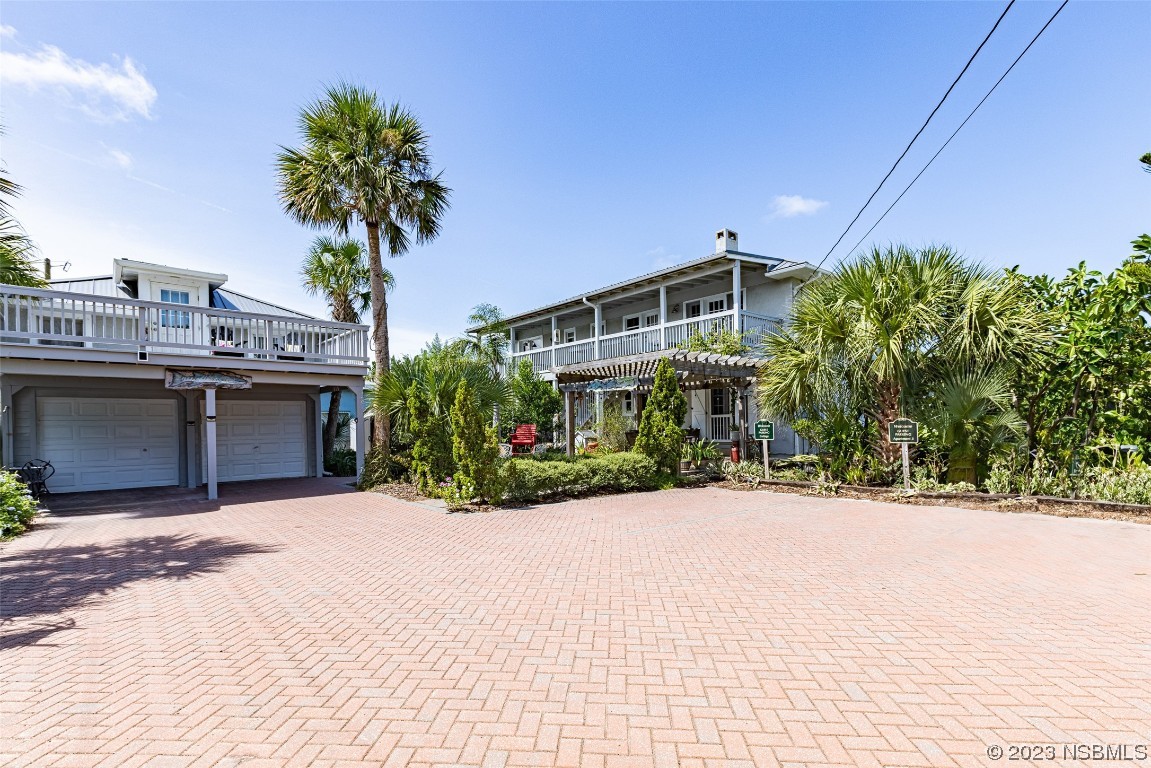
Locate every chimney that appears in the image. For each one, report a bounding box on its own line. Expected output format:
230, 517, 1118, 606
715, 228, 738, 254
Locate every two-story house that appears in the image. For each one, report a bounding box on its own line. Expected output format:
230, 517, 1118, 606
481, 229, 819, 454
0, 258, 369, 498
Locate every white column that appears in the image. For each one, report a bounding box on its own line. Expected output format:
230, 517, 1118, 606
593, 304, 602, 359
659, 286, 668, 350
732, 262, 743, 333
550, 316, 558, 369
0, 385, 15, 467
352, 385, 366, 480
205, 388, 218, 500
310, 393, 324, 478
182, 392, 197, 488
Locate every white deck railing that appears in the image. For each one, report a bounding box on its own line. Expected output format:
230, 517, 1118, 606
508, 310, 783, 374
0, 285, 369, 366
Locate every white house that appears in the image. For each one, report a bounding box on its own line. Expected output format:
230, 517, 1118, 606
480, 229, 819, 454
0, 258, 369, 498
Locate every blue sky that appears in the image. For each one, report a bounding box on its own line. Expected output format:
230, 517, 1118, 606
2, 1, 1147, 354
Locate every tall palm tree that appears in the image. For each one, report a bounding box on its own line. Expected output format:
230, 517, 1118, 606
454, 303, 509, 377
301, 235, 390, 460
276, 83, 450, 457
758, 244, 1047, 465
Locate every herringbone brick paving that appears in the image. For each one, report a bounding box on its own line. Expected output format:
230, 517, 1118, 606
1, 479, 1147, 767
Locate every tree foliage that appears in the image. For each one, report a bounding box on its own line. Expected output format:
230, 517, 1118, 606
448, 381, 505, 505
634, 358, 687, 473
678, 328, 750, 356
408, 383, 453, 496
277, 82, 450, 455
507, 359, 563, 441
0, 135, 46, 289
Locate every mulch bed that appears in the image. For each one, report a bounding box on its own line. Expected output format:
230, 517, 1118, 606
712, 479, 1151, 524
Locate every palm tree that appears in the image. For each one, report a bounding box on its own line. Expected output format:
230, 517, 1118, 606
758, 244, 1047, 465
300, 235, 389, 460
454, 303, 509, 377
917, 367, 1024, 484
276, 82, 450, 457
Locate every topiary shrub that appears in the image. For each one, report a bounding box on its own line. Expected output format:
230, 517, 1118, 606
634, 358, 687, 473
1, 470, 39, 539
447, 381, 506, 506
408, 383, 454, 496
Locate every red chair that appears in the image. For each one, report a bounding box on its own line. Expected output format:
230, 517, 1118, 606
509, 424, 537, 454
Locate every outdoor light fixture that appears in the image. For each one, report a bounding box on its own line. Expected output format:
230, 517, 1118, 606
672, 304, 680, 314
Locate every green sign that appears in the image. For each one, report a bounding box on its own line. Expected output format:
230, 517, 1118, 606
888, 418, 919, 443
754, 420, 774, 441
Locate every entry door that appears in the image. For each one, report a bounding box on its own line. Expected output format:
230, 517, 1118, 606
155, 284, 196, 345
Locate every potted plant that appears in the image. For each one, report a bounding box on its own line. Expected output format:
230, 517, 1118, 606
679, 442, 694, 474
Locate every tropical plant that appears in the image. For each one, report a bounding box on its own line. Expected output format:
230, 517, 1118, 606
758, 245, 1048, 470
277, 82, 450, 459
913, 367, 1024, 484
634, 358, 687, 473
682, 439, 721, 469
301, 235, 384, 462
678, 328, 750, 356
447, 381, 505, 506
591, 399, 631, 453
370, 341, 511, 439
507, 359, 563, 441
455, 303, 510, 377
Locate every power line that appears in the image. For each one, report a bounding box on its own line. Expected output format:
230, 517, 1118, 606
807, 0, 1017, 277
843, 0, 1070, 258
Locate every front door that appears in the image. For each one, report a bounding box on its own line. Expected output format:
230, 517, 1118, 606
154, 284, 196, 346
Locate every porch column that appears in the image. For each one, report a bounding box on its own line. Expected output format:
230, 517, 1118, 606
0, 384, 15, 467
593, 304, 602, 359
310, 393, 324, 478
732, 262, 743, 333
351, 384, 366, 480
550, 316, 558, 369
205, 388, 218, 500
565, 389, 575, 456
182, 392, 198, 488
659, 285, 668, 350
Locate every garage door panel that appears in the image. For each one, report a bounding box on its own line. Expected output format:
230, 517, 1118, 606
38, 397, 179, 493
208, 401, 308, 483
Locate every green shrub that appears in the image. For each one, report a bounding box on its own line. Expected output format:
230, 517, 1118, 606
634, 358, 687, 473
592, 400, 632, 453
324, 448, 358, 477
507, 359, 563, 441
447, 381, 505, 506
0, 471, 39, 538
721, 459, 765, 484
501, 451, 668, 503
408, 383, 454, 495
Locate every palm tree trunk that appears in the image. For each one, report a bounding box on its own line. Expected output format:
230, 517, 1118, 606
875, 380, 902, 465
365, 220, 391, 454
323, 388, 343, 460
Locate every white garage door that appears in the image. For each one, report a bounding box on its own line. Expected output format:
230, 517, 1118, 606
209, 401, 308, 482
38, 397, 179, 493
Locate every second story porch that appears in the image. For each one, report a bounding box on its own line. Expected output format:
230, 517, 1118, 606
0, 285, 369, 376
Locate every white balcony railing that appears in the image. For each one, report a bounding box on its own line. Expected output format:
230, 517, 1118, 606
508, 309, 783, 374
0, 286, 369, 366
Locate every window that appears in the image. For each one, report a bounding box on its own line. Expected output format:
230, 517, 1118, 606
643, 312, 659, 327
684, 300, 702, 318
623, 391, 634, 413
623, 315, 641, 331
563, 328, 577, 344
159, 288, 191, 328
519, 336, 543, 352
706, 295, 727, 315
710, 387, 730, 415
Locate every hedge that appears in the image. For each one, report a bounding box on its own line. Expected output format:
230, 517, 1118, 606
502, 452, 670, 503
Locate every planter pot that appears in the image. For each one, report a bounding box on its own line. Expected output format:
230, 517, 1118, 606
679, 460, 692, 473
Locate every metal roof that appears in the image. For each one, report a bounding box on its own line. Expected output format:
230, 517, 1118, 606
469, 250, 813, 331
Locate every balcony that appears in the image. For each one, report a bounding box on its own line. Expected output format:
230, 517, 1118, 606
0, 286, 369, 372
508, 309, 782, 374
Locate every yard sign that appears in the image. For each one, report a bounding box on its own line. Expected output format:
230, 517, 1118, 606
755, 420, 774, 479
888, 418, 919, 491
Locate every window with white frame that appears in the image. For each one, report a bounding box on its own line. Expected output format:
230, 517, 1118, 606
159, 288, 192, 328
519, 335, 543, 352
563, 327, 576, 343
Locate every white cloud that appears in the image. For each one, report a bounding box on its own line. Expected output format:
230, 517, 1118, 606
0, 43, 157, 120
768, 194, 828, 219
105, 147, 133, 170
0, 24, 17, 39
646, 245, 682, 270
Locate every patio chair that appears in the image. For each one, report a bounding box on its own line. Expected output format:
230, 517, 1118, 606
17, 459, 54, 500
509, 424, 537, 454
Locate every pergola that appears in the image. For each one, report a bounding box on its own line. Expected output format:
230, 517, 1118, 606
554, 349, 767, 455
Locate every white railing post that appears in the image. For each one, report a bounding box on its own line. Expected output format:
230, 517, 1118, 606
659, 285, 667, 351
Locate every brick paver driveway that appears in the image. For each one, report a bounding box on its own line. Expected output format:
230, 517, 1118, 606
2, 481, 1148, 768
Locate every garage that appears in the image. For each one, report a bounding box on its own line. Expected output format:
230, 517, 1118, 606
37, 397, 180, 493
208, 400, 308, 482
